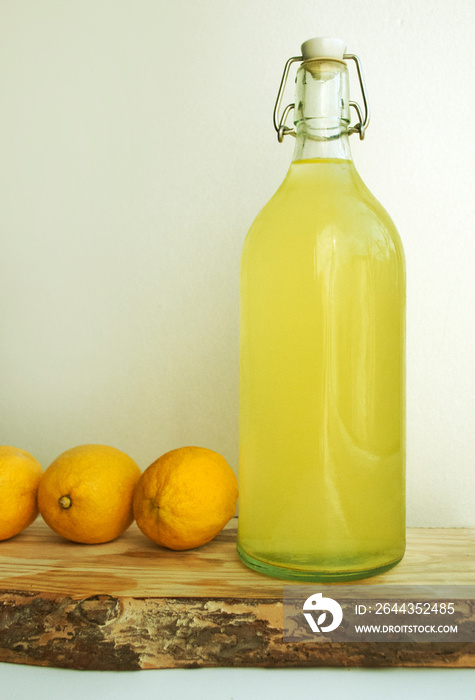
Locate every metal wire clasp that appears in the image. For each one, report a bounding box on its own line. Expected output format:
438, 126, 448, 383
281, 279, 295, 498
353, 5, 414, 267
272, 52, 371, 142
344, 54, 370, 140
272, 56, 302, 142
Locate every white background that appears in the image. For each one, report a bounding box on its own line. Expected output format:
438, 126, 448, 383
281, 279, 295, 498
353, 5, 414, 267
0, 1, 474, 696
1, 0, 474, 527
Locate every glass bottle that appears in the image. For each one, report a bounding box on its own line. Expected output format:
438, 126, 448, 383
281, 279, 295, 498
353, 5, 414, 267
237, 37, 406, 582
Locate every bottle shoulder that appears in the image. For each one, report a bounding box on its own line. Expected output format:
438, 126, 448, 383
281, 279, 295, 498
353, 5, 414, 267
243, 159, 403, 256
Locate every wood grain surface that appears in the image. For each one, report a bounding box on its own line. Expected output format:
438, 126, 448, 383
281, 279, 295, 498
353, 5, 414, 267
0, 517, 473, 670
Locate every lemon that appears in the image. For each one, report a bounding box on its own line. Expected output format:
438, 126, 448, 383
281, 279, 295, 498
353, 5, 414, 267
0, 446, 43, 540
38, 444, 141, 544
133, 446, 238, 550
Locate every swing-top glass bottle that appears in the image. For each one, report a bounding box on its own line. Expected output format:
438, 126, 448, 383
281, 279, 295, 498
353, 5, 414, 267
237, 37, 406, 581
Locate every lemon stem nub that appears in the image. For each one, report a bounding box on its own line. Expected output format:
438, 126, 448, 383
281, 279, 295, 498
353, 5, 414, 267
58, 495, 72, 509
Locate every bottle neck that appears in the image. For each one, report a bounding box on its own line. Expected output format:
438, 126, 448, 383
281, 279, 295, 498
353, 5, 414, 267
291, 59, 353, 162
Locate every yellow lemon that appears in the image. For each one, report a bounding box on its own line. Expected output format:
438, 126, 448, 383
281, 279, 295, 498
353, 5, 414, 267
133, 446, 238, 550
0, 446, 43, 540
38, 444, 141, 544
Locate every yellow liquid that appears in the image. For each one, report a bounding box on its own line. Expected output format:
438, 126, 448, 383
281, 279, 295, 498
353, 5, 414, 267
238, 158, 405, 581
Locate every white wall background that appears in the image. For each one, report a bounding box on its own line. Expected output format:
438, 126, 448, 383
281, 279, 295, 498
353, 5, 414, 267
1, 0, 474, 528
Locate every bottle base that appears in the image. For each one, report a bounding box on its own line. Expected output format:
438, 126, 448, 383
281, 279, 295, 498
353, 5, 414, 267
237, 544, 404, 583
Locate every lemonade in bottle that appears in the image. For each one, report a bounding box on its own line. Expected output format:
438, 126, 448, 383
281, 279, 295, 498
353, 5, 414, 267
237, 38, 405, 581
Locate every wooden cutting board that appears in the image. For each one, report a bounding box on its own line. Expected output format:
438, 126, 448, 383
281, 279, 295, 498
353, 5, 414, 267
0, 517, 473, 670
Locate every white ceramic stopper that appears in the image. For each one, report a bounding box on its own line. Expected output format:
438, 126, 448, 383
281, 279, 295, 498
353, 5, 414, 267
301, 37, 347, 61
